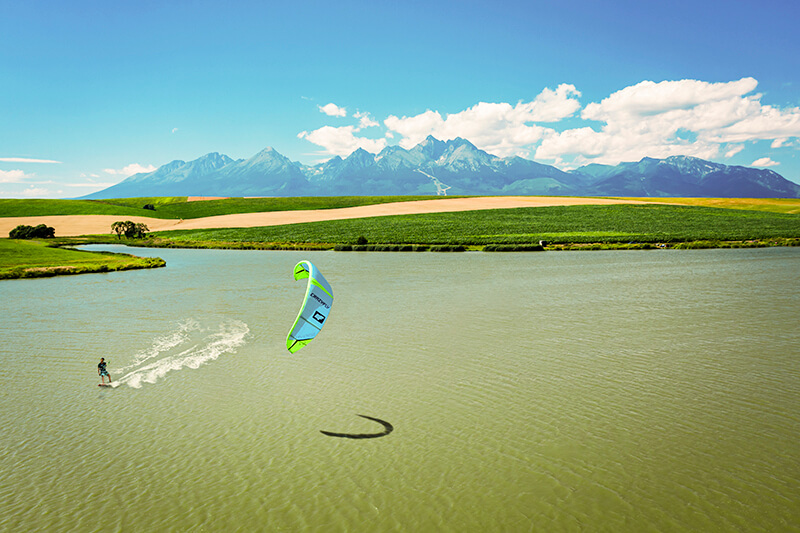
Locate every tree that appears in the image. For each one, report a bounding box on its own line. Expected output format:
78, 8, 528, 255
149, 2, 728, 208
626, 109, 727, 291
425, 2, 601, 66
132, 222, 149, 238
111, 221, 128, 239
9, 224, 55, 239
111, 221, 150, 239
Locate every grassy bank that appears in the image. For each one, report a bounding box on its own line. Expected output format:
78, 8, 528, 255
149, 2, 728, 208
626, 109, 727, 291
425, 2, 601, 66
0, 239, 166, 280
0, 196, 446, 220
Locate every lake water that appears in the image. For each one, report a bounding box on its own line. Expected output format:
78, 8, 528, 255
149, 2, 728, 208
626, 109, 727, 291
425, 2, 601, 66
1, 246, 798, 532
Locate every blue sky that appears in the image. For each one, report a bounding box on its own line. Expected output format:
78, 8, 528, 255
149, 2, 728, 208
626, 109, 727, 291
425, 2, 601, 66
2, 0, 799, 197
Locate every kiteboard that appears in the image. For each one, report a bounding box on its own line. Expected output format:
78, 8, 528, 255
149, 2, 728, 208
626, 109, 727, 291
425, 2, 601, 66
98, 383, 113, 387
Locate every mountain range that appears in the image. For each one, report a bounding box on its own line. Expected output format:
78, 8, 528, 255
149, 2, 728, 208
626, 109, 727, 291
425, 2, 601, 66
83, 136, 800, 199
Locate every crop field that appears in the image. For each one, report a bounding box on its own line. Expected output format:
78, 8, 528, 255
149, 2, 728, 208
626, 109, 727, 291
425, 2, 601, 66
154, 204, 800, 246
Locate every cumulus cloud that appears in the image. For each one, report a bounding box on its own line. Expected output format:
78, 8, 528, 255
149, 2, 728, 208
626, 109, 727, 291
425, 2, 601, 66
0, 169, 31, 183
384, 84, 581, 156
580, 78, 759, 121
103, 163, 157, 176
751, 157, 779, 167
298, 126, 387, 156
724, 144, 745, 158
536, 77, 800, 166
319, 103, 347, 117
20, 186, 50, 197
771, 138, 787, 148
354, 111, 379, 128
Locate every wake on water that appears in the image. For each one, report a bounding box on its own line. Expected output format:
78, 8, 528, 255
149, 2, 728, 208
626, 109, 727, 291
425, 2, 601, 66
110, 319, 250, 389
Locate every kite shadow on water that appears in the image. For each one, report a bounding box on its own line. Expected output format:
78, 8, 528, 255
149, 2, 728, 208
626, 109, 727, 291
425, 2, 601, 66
320, 414, 394, 439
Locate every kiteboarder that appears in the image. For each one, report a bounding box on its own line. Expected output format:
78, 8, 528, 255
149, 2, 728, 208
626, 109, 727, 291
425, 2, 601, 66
98, 357, 112, 384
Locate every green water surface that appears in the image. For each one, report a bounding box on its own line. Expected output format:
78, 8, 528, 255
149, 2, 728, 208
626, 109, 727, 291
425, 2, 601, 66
1, 247, 798, 532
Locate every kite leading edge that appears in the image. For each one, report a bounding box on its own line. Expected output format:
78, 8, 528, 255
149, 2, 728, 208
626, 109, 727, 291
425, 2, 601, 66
286, 260, 333, 353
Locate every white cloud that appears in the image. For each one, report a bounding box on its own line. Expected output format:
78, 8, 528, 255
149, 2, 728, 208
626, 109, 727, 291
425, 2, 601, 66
751, 157, 779, 167
354, 111, 378, 128
0, 157, 61, 163
20, 186, 50, 197
771, 138, 788, 148
172, 128, 179, 134
724, 144, 745, 158
103, 163, 157, 176
319, 103, 347, 117
581, 78, 758, 121
536, 77, 800, 166
383, 84, 580, 156
0, 169, 31, 183
66, 182, 118, 188
298, 126, 387, 156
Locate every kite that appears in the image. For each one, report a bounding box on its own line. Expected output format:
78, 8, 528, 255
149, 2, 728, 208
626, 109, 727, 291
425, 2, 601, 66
286, 260, 333, 353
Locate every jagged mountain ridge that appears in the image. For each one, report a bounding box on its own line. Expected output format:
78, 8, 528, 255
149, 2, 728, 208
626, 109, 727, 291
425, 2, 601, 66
83, 137, 800, 199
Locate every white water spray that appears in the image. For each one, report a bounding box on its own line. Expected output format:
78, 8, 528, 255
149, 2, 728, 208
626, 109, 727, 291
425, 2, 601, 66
111, 319, 249, 388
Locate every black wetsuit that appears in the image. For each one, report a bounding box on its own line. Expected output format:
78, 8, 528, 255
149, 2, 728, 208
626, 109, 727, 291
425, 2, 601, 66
98, 361, 109, 377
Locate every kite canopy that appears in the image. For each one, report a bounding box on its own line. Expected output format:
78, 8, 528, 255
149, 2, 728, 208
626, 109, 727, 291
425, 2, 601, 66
286, 260, 334, 353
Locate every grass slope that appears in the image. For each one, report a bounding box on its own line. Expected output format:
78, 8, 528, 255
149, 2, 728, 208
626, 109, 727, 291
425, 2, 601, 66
0, 196, 448, 219
153, 204, 800, 246
0, 239, 166, 279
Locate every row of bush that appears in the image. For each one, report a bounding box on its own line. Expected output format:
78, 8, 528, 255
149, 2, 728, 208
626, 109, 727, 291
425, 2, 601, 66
335, 244, 429, 252
482, 244, 545, 252
334, 244, 469, 252
9, 224, 55, 239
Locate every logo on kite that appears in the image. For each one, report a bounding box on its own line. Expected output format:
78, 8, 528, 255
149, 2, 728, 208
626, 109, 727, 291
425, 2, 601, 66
286, 260, 334, 354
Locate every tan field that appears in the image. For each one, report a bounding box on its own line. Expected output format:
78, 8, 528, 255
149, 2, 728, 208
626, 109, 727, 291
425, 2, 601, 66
627, 197, 800, 214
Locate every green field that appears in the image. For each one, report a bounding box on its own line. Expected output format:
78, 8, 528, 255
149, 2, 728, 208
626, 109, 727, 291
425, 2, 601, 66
0, 196, 445, 219
151, 204, 800, 247
0, 239, 165, 280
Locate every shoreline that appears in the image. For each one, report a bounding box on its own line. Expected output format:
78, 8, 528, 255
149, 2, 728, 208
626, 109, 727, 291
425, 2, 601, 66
3, 237, 797, 281
2, 196, 798, 279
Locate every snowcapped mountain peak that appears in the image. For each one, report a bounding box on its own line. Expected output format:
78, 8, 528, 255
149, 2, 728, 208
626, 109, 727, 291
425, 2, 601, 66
662, 155, 726, 177
343, 148, 376, 169
252, 146, 277, 157
245, 146, 294, 168
450, 137, 475, 148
